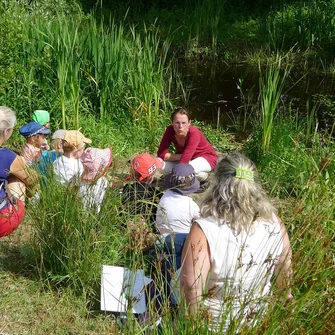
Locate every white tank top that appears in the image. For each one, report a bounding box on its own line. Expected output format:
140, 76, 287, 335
196, 213, 283, 330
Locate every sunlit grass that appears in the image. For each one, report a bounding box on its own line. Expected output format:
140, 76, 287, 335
1, 1, 335, 334
258, 54, 290, 153
1, 3, 176, 131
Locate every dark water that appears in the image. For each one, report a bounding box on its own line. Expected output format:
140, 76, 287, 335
177, 59, 335, 132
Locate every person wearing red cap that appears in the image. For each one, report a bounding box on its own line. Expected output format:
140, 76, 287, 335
121, 153, 164, 230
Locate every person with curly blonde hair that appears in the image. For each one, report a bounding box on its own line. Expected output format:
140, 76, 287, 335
180, 152, 293, 331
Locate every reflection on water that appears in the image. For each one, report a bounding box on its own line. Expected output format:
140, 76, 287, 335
177, 59, 335, 132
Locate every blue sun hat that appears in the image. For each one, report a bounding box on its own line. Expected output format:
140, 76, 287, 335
165, 163, 200, 195
19, 121, 51, 137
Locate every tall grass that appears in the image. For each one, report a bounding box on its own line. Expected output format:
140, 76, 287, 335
184, 0, 225, 57
28, 175, 127, 296
0, 2, 175, 131
86, 15, 127, 120
258, 1, 335, 52
258, 55, 290, 153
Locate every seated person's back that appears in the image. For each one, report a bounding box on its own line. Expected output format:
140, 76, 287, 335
53, 130, 91, 187
121, 153, 164, 228
156, 163, 200, 235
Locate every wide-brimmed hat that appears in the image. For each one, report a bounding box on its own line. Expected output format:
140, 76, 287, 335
62, 130, 92, 148
81, 147, 113, 182
165, 163, 200, 195
129, 153, 164, 182
19, 121, 51, 137
32, 110, 50, 126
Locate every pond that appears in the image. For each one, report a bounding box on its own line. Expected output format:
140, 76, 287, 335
177, 59, 335, 134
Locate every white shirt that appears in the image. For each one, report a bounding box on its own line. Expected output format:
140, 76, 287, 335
53, 156, 107, 213
156, 190, 200, 234
195, 214, 283, 331
53, 155, 83, 186
80, 177, 108, 213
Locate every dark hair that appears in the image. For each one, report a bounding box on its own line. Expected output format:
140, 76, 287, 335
171, 107, 192, 122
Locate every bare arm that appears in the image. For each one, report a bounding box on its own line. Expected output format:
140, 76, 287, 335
163, 152, 182, 162
10, 155, 38, 187
180, 222, 211, 314
273, 216, 293, 303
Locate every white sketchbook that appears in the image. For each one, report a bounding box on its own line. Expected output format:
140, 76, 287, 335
100, 265, 152, 314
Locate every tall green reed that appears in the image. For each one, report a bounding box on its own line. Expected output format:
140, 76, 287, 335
259, 1, 335, 52
184, 0, 225, 57
258, 55, 290, 153
126, 24, 172, 127
51, 14, 85, 129
304, 99, 319, 145
86, 15, 126, 120
1, 2, 175, 130
245, 113, 335, 333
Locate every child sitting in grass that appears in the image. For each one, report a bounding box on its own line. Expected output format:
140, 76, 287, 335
120, 153, 165, 251
53, 130, 112, 213
19, 121, 51, 166
38, 129, 66, 182
80, 147, 113, 213
50, 129, 66, 154
122, 153, 164, 231
156, 163, 200, 235
53, 130, 91, 188
32, 109, 51, 150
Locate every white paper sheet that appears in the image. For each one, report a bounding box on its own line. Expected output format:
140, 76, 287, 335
101, 265, 152, 314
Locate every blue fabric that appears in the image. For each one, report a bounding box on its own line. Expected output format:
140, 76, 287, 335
0, 147, 16, 206
38, 151, 61, 185
19, 121, 50, 137
158, 233, 188, 304
162, 233, 188, 267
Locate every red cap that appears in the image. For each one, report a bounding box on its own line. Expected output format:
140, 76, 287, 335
130, 153, 164, 182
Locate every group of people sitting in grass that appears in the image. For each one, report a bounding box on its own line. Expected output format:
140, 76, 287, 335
0, 105, 293, 330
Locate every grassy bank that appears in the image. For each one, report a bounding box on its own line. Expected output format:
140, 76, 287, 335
2, 74, 335, 334
2, 116, 335, 333
1, 1, 335, 334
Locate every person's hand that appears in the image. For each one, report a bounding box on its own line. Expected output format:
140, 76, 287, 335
285, 293, 294, 305
41, 143, 50, 151
284, 293, 296, 313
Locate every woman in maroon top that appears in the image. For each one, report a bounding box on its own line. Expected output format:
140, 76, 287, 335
157, 107, 218, 184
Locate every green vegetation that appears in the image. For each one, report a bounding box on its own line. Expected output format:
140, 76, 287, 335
1, 0, 174, 150
95, 0, 335, 66
258, 55, 291, 153
1, 0, 335, 334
